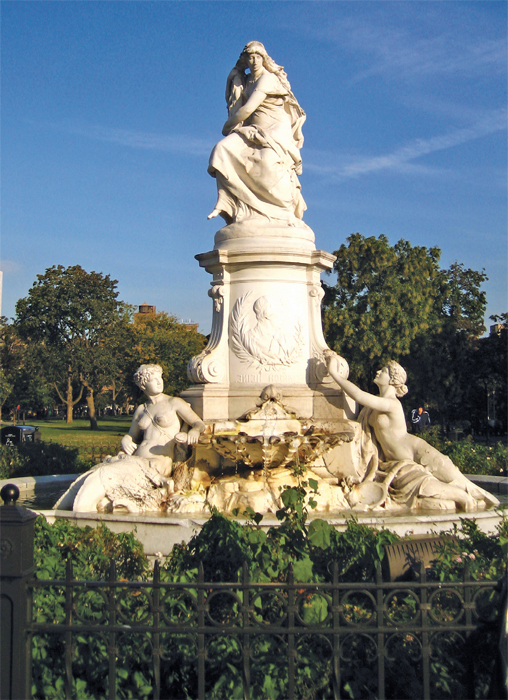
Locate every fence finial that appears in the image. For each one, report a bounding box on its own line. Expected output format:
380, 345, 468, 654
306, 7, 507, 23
1, 483, 20, 506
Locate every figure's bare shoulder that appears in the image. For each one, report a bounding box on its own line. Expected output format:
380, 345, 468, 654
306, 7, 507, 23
171, 396, 192, 411
255, 71, 283, 95
132, 404, 146, 420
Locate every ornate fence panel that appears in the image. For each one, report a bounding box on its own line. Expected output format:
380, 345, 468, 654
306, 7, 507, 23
27, 560, 503, 700
82, 441, 121, 464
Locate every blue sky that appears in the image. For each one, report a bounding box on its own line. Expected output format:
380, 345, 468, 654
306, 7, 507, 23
2, 1, 506, 335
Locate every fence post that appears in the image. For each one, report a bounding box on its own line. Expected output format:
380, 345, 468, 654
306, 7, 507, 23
0, 484, 38, 700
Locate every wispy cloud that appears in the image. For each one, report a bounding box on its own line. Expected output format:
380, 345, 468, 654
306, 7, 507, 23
307, 12, 506, 84
306, 109, 507, 181
55, 122, 213, 157
348, 27, 506, 83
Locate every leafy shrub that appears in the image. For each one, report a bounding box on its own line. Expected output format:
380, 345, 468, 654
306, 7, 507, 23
32, 517, 149, 700
443, 439, 507, 476
0, 441, 92, 479
28, 493, 507, 700
309, 517, 400, 582
33, 516, 149, 579
431, 516, 508, 583
421, 429, 507, 476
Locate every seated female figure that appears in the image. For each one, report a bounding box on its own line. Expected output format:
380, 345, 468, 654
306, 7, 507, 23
326, 353, 499, 512
208, 41, 306, 224
55, 365, 205, 513
120, 364, 205, 472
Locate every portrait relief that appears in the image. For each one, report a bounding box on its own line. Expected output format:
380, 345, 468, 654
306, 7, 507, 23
230, 292, 305, 371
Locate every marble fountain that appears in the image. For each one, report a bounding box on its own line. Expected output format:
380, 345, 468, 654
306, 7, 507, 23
6, 41, 505, 557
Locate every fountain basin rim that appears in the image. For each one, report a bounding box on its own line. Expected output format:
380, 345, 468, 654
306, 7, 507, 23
2, 473, 506, 499
33, 504, 507, 558
2, 474, 505, 559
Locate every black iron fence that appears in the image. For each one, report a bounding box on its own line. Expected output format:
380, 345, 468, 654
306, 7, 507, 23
28, 559, 504, 700
40, 438, 122, 464
1, 485, 506, 700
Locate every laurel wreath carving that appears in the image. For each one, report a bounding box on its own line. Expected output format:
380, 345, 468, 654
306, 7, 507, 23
230, 292, 305, 371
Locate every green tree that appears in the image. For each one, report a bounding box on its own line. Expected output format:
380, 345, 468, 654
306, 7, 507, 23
322, 234, 445, 388
0, 318, 58, 422
125, 312, 207, 402
322, 234, 488, 425
11, 345, 57, 420
0, 317, 20, 417
403, 263, 488, 427
15, 265, 131, 429
466, 314, 507, 434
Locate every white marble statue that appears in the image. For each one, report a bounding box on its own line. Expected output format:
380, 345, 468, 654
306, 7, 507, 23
325, 353, 500, 512
54, 364, 205, 513
208, 41, 306, 224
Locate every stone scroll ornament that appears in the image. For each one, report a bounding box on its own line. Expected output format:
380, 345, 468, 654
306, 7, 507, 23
230, 292, 304, 371
186, 284, 226, 384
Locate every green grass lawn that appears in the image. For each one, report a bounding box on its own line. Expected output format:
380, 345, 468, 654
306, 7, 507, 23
18, 417, 131, 449
0, 417, 135, 478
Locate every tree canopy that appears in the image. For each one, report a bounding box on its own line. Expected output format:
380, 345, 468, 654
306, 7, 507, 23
126, 311, 207, 402
11, 267, 207, 428
15, 265, 131, 428
322, 233, 491, 427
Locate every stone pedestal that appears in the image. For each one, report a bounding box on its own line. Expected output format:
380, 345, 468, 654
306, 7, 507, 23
182, 220, 354, 424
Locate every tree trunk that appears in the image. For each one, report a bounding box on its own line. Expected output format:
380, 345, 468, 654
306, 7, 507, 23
66, 373, 73, 423
54, 367, 84, 424
80, 375, 98, 430
111, 379, 117, 415
86, 389, 98, 430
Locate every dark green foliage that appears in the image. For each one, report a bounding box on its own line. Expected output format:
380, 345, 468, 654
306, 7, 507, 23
29, 499, 507, 699
431, 517, 508, 583
15, 265, 132, 428
322, 234, 446, 387
0, 441, 91, 479
309, 517, 400, 582
322, 234, 493, 427
12, 268, 207, 426
168, 507, 254, 582
125, 311, 207, 399
33, 517, 149, 580
32, 517, 150, 700
420, 430, 507, 476
467, 319, 507, 433
0, 316, 54, 418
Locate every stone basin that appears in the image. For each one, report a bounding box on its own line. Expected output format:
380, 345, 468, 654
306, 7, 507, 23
204, 395, 354, 473
4, 474, 506, 559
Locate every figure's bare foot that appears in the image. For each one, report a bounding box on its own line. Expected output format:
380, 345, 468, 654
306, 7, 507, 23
458, 494, 477, 512
207, 208, 220, 220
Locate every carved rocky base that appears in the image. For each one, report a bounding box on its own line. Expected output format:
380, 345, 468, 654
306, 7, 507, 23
167, 467, 350, 514
54, 394, 499, 516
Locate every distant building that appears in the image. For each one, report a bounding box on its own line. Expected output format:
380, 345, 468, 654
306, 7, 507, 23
134, 303, 199, 332
134, 303, 156, 324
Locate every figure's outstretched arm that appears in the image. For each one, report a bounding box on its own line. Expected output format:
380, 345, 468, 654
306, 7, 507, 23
326, 355, 392, 413
174, 398, 206, 445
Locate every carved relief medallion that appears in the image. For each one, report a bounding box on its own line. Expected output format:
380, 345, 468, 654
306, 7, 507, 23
230, 292, 305, 371
0, 537, 13, 559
